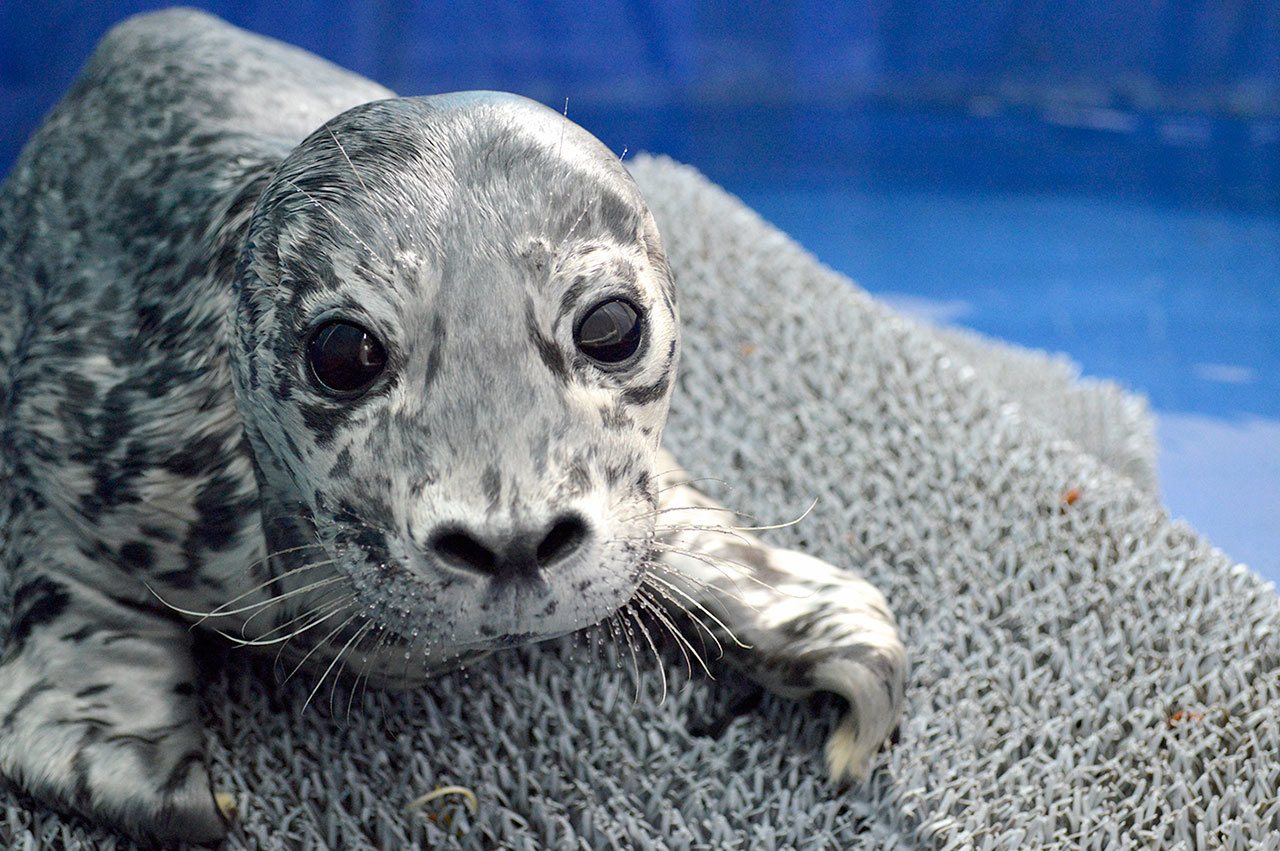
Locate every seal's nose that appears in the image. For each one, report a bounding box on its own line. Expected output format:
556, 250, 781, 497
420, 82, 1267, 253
430, 513, 589, 581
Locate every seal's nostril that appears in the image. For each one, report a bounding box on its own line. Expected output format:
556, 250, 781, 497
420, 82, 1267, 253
536, 514, 588, 568
432, 530, 498, 574
430, 515, 587, 579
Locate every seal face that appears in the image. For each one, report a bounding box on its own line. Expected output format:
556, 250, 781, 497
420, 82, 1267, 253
231, 94, 679, 670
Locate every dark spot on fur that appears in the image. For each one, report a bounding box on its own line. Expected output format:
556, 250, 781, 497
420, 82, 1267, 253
161, 431, 228, 477
622, 375, 670, 406
526, 299, 569, 383
596, 188, 641, 244
119, 540, 155, 570
189, 474, 247, 552
333, 500, 392, 564
482, 465, 502, 510
70, 735, 98, 808
107, 593, 162, 618
60, 624, 98, 643
1, 681, 54, 729
600, 403, 633, 431
139, 523, 177, 543
423, 314, 445, 394
557, 275, 592, 321
75, 684, 111, 698
330, 446, 353, 479
8, 577, 72, 652
298, 401, 352, 446
154, 568, 202, 590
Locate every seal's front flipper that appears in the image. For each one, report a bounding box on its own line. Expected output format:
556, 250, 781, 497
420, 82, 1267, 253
0, 566, 228, 846
648, 450, 907, 782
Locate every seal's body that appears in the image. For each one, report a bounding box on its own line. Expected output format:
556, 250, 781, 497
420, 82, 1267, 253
0, 10, 905, 845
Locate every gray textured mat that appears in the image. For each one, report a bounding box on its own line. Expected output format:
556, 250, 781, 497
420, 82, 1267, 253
3, 148, 1277, 849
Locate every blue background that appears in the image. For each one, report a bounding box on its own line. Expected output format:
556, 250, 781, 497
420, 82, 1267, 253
4, 2, 1280, 208
2, 1, 1277, 579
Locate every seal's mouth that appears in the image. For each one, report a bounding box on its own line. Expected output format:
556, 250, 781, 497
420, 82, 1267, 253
317, 524, 647, 669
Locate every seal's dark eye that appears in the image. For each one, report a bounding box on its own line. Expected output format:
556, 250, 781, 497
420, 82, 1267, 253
575, 299, 643, 364
307, 321, 386, 395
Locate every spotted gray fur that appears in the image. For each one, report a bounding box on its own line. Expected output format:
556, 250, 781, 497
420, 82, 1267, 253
0, 9, 905, 846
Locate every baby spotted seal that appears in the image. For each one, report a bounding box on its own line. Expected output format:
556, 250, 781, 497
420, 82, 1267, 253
0, 9, 905, 845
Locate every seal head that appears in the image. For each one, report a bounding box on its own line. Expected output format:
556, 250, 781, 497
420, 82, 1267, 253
230, 93, 678, 671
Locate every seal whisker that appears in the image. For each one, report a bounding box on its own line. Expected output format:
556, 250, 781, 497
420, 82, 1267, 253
255, 598, 351, 658
600, 533, 751, 610
721, 498, 818, 533
561, 204, 593, 247
327, 127, 368, 192
652, 523, 756, 545
142, 558, 336, 622
282, 611, 360, 692
238, 580, 345, 637
353, 633, 382, 704
218, 595, 352, 647
653, 521, 761, 551
649, 541, 813, 599
644, 542, 758, 599
326, 126, 411, 259
618, 503, 756, 524
639, 571, 730, 657
192, 570, 341, 625
313, 619, 373, 717
647, 496, 819, 535
631, 587, 692, 680
638, 575, 723, 665
610, 607, 646, 703
347, 624, 387, 723
559, 139, 628, 248
621, 598, 667, 704
639, 567, 748, 651
246, 541, 330, 570
638, 556, 742, 603
268, 596, 351, 678
634, 585, 714, 681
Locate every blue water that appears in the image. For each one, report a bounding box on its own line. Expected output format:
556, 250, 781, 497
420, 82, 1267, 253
725, 180, 1280, 583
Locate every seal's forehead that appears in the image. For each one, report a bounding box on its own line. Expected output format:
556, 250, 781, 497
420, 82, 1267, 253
414, 92, 629, 170
254, 93, 661, 280
324, 93, 646, 210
